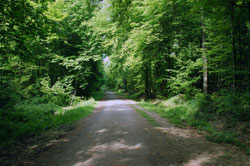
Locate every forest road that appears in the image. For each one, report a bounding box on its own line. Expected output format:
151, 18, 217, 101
36, 91, 250, 166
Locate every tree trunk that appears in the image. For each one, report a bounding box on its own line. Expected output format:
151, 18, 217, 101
237, 14, 243, 89
70, 79, 78, 105
201, 7, 208, 94
74, 78, 78, 95
144, 61, 150, 99
230, 1, 236, 94
123, 78, 128, 92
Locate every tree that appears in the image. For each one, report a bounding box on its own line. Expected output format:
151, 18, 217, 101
0, 0, 105, 107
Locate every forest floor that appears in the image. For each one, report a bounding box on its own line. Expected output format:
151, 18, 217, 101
3, 91, 249, 166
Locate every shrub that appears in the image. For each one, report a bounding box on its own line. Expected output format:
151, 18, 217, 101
209, 91, 250, 121
0, 103, 60, 147
40, 77, 74, 106
13, 103, 60, 122
194, 93, 214, 113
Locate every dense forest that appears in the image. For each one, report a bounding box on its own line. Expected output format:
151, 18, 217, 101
0, 0, 250, 155
1, 0, 105, 107
0, 0, 105, 148
104, 0, 250, 100
103, 0, 250, 119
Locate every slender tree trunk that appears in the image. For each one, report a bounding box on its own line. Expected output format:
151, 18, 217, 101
237, 16, 243, 88
19, 60, 22, 78
149, 62, 153, 97
123, 78, 128, 92
201, 7, 208, 94
71, 79, 78, 105
247, 2, 250, 20
230, 1, 236, 94
144, 61, 150, 99
74, 78, 78, 95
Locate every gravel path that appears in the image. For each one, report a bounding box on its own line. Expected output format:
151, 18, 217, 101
36, 91, 250, 166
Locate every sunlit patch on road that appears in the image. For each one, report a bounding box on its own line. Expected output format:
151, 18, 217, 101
183, 153, 214, 166
96, 129, 107, 134
73, 139, 142, 166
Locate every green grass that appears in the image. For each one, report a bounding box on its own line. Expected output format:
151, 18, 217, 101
138, 100, 197, 125
53, 99, 95, 125
0, 99, 95, 148
138, 96, 250, 154
135, 108, 159, 126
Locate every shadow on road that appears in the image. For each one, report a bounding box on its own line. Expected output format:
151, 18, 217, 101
36, 91, 249, 166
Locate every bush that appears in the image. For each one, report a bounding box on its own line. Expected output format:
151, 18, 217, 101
209, 91, 250, 121
40, 77, 73, 106
70, 95, 83, 106
13, 103, 60, 121
0, 102, 60, 146
194, 93, 214, 113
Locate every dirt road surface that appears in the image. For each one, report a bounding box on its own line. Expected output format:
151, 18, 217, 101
36, 91, 250, 166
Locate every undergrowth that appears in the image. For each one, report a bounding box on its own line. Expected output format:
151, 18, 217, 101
90, 91, 105, 101
115, 89, 142, 101
0, 95, 99, 149
138, 93, 250, 155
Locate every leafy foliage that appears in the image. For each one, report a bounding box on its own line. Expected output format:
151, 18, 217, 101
0, 0, 105, 108
0, 0, 105, 148
99, 0, 249, 119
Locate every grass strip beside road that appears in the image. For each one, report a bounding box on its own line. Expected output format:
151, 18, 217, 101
138, 100, 250, 155
96, 90, 250, 155
0, 99, 96, 149
135, 108, 159, 127
0, 99, 97, 166
0, 91, 107, 166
